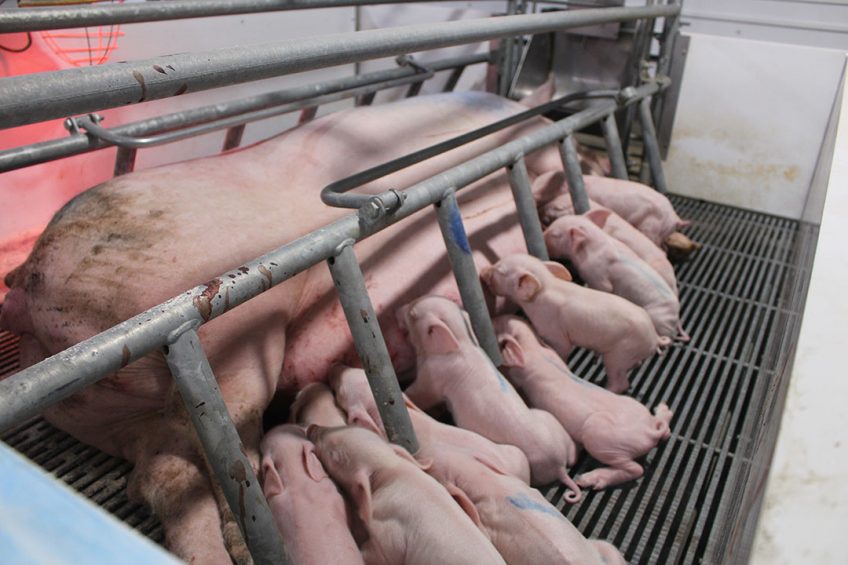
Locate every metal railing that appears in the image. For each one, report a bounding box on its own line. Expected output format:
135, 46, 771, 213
0, 5, 678, 129
0, 4, 681, 564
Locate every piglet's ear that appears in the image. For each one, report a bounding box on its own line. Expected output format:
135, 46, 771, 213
423, 320, 460, 354
498, 335, 525, 369
569, 227, 588, 252
544, 261, 572, 282
390, 444, 431, 471
517, 273, 541, 302
349, 408, 386, 440
472, 453, 510, 477
261, 456, 284, 498
352, 470, 373, 525
585, 208, 611, 229
445, 482, 485, 531
301, 444, 327, 483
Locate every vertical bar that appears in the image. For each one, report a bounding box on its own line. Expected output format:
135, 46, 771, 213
356, 92, 376, 106
164, 329, 289, 565
222, 124, 246, 151
327, 243, 419, 454
601, 113, 629, 180
435, 190, 502, 366
442, 65, 466, 92
405, 81, 424, 98
113, 146, 136, 176
507, 156, 549, 260
298, 106, 318, 124
558, 134, 591, 214
638, 95, 669, 194
499, 0, 518, 96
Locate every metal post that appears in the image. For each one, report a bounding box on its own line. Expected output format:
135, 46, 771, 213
442, 65, 466, 92
601, 114, 629, 180
507, 157, 549, 260
164, 328, 289, 565
638, 95, 669, 194
326, 243, 419, 454
434, 190, 502, 365
558, 134, 591, 214
113, 146, 137, 176
356, 92, 376, 106
405, 81, 424, 98
222, 125, 245, 151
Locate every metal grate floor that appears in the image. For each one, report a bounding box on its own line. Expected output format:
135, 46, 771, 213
0, 195, 815, 562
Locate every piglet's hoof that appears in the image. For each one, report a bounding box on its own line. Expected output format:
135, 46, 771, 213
665, 232, 702, 263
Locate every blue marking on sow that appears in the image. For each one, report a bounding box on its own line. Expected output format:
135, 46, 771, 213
449, 206, 472, 254
507, 493, 566, 520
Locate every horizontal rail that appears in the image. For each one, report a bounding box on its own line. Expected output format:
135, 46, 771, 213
0, 52, 489, 173
0, 5, 678, 129
0, 79, 663, 433
2, 0, 485, 33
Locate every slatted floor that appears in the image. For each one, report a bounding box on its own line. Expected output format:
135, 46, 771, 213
0, 194, 815, 563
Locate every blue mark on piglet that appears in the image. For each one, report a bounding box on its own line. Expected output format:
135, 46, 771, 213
507, 493, 566, 520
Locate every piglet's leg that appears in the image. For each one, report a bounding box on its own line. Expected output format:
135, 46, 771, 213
576, 460, 643, 490
601, 356, 631, 394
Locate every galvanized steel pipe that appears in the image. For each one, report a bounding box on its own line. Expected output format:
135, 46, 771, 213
165, 329, 289, 565
0, 81, 661, 433
327, 244, 419, 453
507, 157, 549, 260
601, 114, 629, 180
0, 5, 678, 129
435, 190, 502, 365
638, 95, 669, 194
558, 134, 591, 214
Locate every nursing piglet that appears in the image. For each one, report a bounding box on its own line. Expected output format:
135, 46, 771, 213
308, 425, 506, 565
399, 296, 581, 499
260, 425, 363, 565
539, 193, 678, 295
481, 254, 668, 393
330, 364, 532, 483
419, 444, 627, 565
495, 315, 673, 489
290, 382, 348, 427
544, 215, 687, 341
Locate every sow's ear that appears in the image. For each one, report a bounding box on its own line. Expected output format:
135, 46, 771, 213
261, 455, 284, 498
516, 273, 542, 302
544, 261, 572, 282
498, 335, 525, 368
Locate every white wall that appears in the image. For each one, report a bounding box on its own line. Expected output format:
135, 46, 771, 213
663, 33, 846, 218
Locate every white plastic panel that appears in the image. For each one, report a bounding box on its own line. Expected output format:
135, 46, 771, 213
663, 33, 846, 219
750, 59, 848, 565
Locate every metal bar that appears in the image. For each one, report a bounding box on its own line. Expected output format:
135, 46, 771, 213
405, 81, 424, 98
601, 113, 628, 180
113, 146, 136, 177
326, 243, 418, 453
356, 92, 376, 106
638, 95, 669, 194
0, 81, 662, 433
507, 156, 549, 260
0, 0, 490, 33
435, 190, 502, 365
558, 134, 590, 214
322, 88, 621, 209
442, 65, 466, 92
0, 53, 485, 172
222, 125, 246, 151
0, 5, 678, 129
164, 328, 289, 565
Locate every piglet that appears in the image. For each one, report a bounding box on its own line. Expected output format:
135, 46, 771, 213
398, 295, 582, 500
544, 214, 687, 341
417, 442, 627, 565
495, 315, 672, 489
481, 254, 668, 393
260, 424, 364, 565
308, 425, 506, 565
290, 382, 348, 427
540, 194, 678, 295
329, 364, 532, 484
